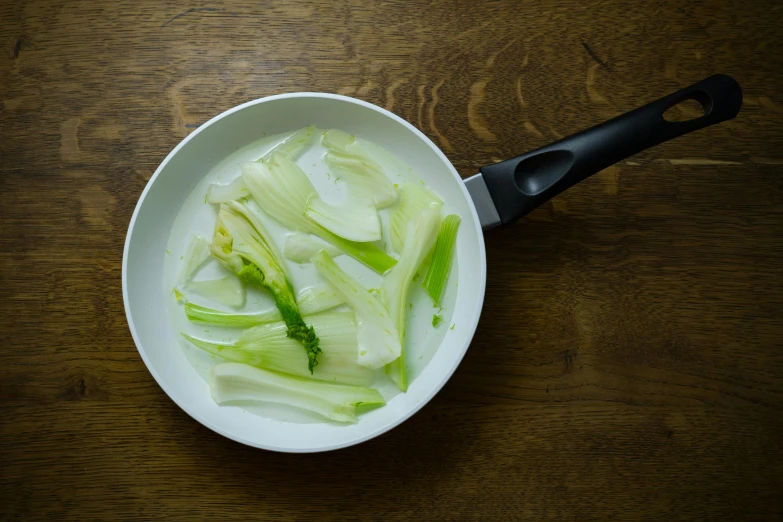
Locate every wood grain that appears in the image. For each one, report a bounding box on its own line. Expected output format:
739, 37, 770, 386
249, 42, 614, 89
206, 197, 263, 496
2, 0, 783, 519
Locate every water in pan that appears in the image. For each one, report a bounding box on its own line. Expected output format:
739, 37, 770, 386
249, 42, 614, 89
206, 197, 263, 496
162, 129, 459, 424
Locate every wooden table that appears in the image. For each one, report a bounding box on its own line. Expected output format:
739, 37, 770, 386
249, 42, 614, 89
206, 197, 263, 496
2, 0, 782, 519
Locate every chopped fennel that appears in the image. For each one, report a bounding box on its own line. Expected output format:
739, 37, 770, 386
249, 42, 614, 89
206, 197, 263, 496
242, 152, 395, 273
312, 250, 401, 369
268, 125, 318, 160
183, 312, 374, 386
283, 232, 343, 263
422, 214, 461, 306
254, 151, 381, 241
205, 126, 317, 204
206, 176, 250, 204
324, 154, 397, 209
185, 302, 278, 327
178, 234, 211, 283
296, 284, 344, 315
185, 275, 245, 308
210, 200, 321, 372
173, 126, 463, 417
305, 196, 381, 242
173, 235, 243, 306
184, 284, 344, 327
388, 182, 443, 254
321, 128, 355, 151
382, 208, 442, 390
324, 153, 398, 209
321, 129, 397, 208
210, 362, 385, 423
241, 155, 310, 232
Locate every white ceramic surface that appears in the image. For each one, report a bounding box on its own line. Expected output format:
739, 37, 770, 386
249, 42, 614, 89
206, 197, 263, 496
122, 93, 487, 452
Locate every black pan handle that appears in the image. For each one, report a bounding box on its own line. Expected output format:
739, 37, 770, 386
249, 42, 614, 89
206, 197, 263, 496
480, 74, 742, 225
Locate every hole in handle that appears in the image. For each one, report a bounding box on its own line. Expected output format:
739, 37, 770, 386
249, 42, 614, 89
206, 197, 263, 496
663, 90, 713, 122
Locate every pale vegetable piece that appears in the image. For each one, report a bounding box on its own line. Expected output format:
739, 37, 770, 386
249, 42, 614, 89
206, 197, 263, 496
242, 152, 396, 273
227, 199, 287, 269
388, 182, 443, 254
211, 200, 321, 371
283, 232, 343, 263
184, 284, 344, 328
183, 312, 374, 386
241, 154, 313, 231
382, 208, 442, 391
295, 284, 344, 315
422, 214, 461, 306
268, 125, 317, 160
322, 129, 397, 208
305, 197, 381, 242
206, 177, 250, 204
321, 128, 355, 150
173, 234, 238, 305
247, 151, 381, 242
186, 275, 245, 308
210, 362, 385, 423
312, 250, 401, 369
324, 154, 398, 209
205, 126, 317, 205
184, 302, 279, 328
178, 234, 212, 283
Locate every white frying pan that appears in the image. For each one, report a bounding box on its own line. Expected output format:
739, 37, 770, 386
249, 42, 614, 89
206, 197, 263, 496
123, 75, 742, 452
